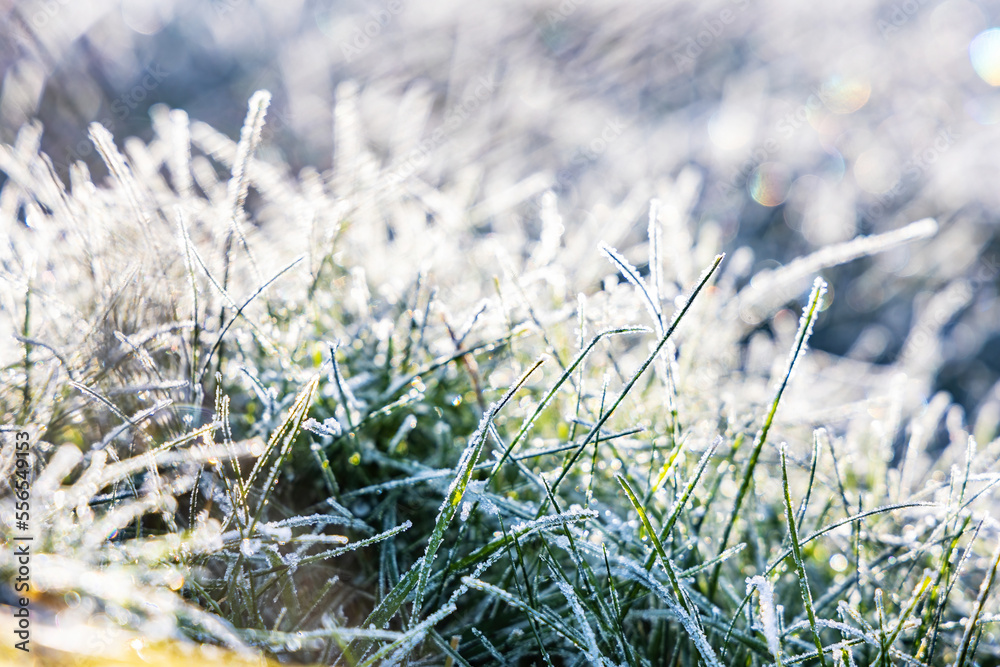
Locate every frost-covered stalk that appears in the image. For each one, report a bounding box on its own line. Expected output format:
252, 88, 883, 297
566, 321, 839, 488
710, 277, 827, 598
746, 576, 782, 665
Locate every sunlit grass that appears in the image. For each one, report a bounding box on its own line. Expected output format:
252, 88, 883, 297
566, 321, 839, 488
0, 90, 998, 666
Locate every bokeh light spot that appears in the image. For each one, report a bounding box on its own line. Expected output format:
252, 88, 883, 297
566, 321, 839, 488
748, 162, 791, 206
820, 76, 871, 114
830, 554, 849, 572
708, 109, 756, 150
970, 28, 1000, 85
854, 148, 901, 194
966, 93, 1000, 124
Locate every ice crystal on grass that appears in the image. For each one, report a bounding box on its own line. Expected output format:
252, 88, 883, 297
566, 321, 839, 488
746, 575, 782, 662
302, 417, 343, 438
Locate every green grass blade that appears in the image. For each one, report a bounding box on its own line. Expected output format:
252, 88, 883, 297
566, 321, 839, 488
544, 253, 725, 505
619, 436, 721, 618
461, 576, 587, 650
357, 603, 457, 667
781, 443, 829, 667
710, 276, 826, 599
795, 429, 822, 528
616, 473, 690, 614
412, 357, 544, 621
243, 370, 321, 534
874, 574, 931, 667
953, 538, 1000, 667
486, 325, 650, 484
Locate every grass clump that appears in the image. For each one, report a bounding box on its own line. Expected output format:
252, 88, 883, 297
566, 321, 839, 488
1, 90, 999, 667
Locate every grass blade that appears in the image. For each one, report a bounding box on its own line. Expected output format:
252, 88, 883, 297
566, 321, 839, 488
710, 276, 827, 599
616, 473, 690, 615
544, 253, 725, 505
780, 443, 829, 667
953, 538, 1000, 667
412, 357, 544, 621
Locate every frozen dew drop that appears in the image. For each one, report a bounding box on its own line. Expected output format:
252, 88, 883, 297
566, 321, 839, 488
240, 538, 256, 557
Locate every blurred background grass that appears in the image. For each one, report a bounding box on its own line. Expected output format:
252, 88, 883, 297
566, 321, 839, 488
1, 0, 999, 428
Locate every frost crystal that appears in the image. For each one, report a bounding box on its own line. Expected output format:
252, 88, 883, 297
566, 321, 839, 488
240, 538, 259, 557
746, 575, 781, 661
